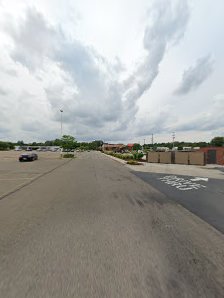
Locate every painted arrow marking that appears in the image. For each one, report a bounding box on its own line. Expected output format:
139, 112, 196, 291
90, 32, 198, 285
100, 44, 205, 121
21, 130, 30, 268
190, 177, 208, 182
158, 175, 207, 191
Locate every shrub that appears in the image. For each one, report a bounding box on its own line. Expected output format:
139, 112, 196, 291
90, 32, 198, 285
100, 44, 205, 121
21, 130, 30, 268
63, 153, 75, 158
127, 160, 142, 165
122, 154, 133, 160
133, 152, 143, 160
138, 153, 144, 159
105, 151, 114, 155
114, 153, 122, 159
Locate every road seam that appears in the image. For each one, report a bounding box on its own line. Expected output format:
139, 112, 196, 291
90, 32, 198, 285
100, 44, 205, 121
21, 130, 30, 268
0, 159, 73, 201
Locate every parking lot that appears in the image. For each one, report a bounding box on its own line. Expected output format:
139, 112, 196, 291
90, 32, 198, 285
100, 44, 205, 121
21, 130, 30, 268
1, 150, 224, 297
0, 151, 67, 199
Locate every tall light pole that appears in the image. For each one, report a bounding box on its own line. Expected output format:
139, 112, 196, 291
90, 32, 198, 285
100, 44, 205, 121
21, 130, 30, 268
60, 109, 63, 138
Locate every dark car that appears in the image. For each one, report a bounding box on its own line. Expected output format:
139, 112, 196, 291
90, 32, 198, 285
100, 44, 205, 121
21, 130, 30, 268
19, 153, 38, 162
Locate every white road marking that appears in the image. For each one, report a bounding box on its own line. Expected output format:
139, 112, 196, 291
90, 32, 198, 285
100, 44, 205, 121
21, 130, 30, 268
158, 175, 207, 191
190, 177, 209, 182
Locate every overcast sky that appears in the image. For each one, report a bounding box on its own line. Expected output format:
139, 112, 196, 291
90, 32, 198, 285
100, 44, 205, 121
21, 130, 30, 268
0, 0, 223, 144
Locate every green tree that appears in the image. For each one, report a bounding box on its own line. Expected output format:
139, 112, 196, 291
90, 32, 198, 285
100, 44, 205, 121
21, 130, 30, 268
89, 140, 103, 150
133, 143, 142, 151
0, 141, 9, 151
210, 136, 224, 147
17, 140, 24, 146
44, 140, 54, 146
61, 135, 77, 150
53, 139, 63, 146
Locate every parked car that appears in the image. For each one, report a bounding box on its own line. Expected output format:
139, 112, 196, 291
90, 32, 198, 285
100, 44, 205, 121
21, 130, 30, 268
19, 153, 38, 162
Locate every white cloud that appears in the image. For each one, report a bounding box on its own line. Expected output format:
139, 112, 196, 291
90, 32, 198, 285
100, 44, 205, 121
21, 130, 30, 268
175, 55, 214, 95
0, 0, 223, 143
170, 94, 224, 134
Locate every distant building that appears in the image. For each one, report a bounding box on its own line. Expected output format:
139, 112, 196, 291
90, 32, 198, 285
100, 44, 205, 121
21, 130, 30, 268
156, 147, 169, 152
102, 143, 125, 152
126, 144, 134, 150
182, 147, 192, 151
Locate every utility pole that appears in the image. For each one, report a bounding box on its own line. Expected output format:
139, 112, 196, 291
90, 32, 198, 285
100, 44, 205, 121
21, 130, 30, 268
60, 109, 63, 138
172, 132, 175, 149
143, 139, 145, 151
60, 109, 63, 158
151, 133, 154, 146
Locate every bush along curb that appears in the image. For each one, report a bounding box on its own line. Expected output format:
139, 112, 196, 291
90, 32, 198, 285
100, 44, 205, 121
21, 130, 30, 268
103, 151, 144, 161
126, 160, 143, 165
63, 153, 75, 158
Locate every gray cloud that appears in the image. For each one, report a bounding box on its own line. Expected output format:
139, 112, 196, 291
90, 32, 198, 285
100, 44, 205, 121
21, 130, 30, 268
173, 94, 224, 132
0, 125, 9, 134
5, 7, 58, 71
21, 121, 46, 132
0, 87, 7, 96
133, 104, 177, 137
4, 69, 17, 76
4, 1, 190, 141
120, 0, 189, 128
175, 55, 214, 95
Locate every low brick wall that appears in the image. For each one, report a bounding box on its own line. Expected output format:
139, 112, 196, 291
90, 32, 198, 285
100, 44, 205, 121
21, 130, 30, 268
147, 152, 160, 163
146, 151, 207, 166
189, 152, 205, 166
159, 152, 172, 164
175, 152, 189, 165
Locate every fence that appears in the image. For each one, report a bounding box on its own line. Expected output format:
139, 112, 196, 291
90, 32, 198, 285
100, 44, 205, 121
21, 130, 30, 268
159, 152, 172, 164
147, 151, 205, 166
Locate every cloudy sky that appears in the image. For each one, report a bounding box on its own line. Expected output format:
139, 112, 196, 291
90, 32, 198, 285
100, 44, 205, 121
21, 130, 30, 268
0, 0, 223, 144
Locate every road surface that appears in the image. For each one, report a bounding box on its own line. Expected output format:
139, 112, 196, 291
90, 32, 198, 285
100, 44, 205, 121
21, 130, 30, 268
0, 151, 224, 297
133, 171, 224, 234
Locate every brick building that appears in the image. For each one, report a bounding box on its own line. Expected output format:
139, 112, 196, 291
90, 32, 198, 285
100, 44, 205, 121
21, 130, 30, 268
199, 147, 224, 165
102, 143, 124, 152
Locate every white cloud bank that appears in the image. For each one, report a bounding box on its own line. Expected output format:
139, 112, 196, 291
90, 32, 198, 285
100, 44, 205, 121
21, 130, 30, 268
0, 0, 223, 143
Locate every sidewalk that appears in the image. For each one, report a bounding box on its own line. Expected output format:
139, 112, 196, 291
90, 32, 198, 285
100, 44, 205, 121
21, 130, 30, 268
103, 153, 224, 179
126, 162, 224, 179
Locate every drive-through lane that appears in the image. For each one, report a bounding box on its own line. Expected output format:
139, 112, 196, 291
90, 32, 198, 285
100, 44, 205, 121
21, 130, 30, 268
133, 171, 224, 233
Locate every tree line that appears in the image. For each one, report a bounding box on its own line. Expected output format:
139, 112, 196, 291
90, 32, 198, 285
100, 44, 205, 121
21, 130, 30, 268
142, 137, 224, 150
0, 137, 103, 151
0, 136, 223, 151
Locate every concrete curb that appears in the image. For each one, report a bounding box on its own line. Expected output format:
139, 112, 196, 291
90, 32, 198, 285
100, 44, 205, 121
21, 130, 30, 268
102, 153, 127, 165
102, 153, 145, 166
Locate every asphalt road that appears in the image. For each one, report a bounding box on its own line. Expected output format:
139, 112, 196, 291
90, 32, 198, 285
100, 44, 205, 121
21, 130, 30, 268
0, 151, 224, 298
133, 171, 224, 234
